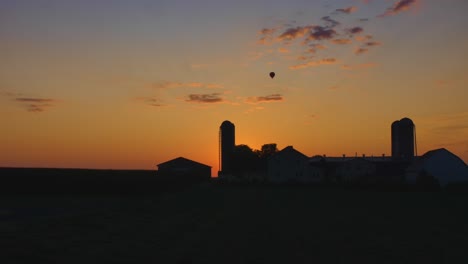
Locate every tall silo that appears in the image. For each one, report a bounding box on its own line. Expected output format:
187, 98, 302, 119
391, 120, 400, 158
391, 118, 416, 159
219, 120, 235, 174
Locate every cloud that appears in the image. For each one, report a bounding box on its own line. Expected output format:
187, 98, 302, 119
1, 89, 23, 97
246, 94, 284, 104
321, 16, 340, 28
345, 27, 364, 35
379, 0, 420, 17
14, 98, 55, 103
305, 26, 337, 43
278, 26, 313, 41
289, 58, 338, 70
335, 6, 358, 14
365, 41, 382, 47
137, 97, 166, 107
310, 44, 327, 50
353, 41, 381, 56
248, 51, 264, 61
259, 28, 277, 35
186, 93, 223, 103
14, 98, 57, 112
354, 47, 369, 55
331, 38, 352, 45
355, 34, 373, 42
258, 27, 278, 45
278, 47, 290, 53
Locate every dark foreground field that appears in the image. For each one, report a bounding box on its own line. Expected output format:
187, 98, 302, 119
2, 181, 468, 263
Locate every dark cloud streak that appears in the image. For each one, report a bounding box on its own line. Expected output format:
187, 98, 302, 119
379, 0, 419, 17
14, 97, 57, 112
335, 6, 357, 14
186, 93, 223, 103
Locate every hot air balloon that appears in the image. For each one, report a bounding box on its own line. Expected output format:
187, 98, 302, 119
269, 72, 275, 79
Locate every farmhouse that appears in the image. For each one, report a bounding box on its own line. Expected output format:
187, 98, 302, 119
156, 157, 211, 182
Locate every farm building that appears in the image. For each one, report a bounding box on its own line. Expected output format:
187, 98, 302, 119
406, 148, 468, 187
156, 157, 211, 182
267, 146, 309, 183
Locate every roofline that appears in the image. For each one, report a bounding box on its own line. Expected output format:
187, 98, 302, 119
157, 157, 212, 168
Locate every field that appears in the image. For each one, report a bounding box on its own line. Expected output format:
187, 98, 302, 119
2, 181, 468, 263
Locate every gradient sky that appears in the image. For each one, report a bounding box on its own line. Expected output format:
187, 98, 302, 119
1, 0, 467, 174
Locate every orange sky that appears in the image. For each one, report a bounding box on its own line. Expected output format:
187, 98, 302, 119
1, 0, 467, 175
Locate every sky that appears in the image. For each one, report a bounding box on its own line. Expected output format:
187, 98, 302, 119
1, 0, 467, 175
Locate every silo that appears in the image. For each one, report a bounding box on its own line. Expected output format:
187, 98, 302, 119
391, 120, 400, 158
391, 118, 416, 159
219, 121, 235, 173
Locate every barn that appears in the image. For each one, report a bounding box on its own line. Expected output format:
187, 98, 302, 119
267, 146, 309, 183
406, 148, 468, 187
156, 157, 211, 182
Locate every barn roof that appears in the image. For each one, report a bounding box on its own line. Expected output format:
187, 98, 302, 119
157, 157, 211, 168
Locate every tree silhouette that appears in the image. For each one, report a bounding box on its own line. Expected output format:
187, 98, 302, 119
254, 143, 279, 172
231, 144, 260, 174
258, 143, 278, 159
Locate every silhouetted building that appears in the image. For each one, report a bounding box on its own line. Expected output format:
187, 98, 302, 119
219, 120, 235, 174
156, 157, 211, 181
391, 117, 416, 159
406, 148, 468, 187
336, 158, 377, 183
267, 146, 309, 183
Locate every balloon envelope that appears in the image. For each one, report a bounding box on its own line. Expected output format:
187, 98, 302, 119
269, 72, 275, 78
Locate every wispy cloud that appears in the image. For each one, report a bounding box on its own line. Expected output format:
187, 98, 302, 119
137, 97, 166, 107
258, 27, 279, 45
1, 89, 23, 97
289, 58, 338, 70
354, 47, 369, 55
345, 26, 364, 35
379, 0, 420, 17
353, 40, 382, 55
14, 98, 57, 112
305, 26, 337, 43
335, 6, 358, 14
257, 94, 283, 102
321, 16, 340, 28
355, 34, 373, 42
186, 93, 223, 103
246, 94, 284, 104
364, 41, 382, 47
278, 26, 313, 41
331, 38, 352, 45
